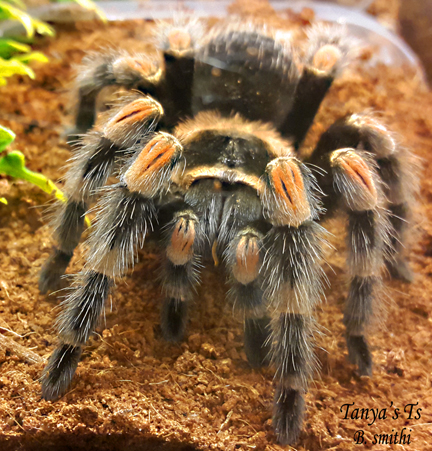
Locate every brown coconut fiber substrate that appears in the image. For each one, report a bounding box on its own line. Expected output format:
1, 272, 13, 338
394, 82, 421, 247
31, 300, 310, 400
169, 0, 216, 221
0, 3, 431, 451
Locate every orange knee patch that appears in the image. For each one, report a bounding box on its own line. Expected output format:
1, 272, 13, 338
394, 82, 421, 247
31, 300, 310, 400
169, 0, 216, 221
113, 57, 161, 83
166, 217, 196, 266
264, 158, 311, 226
232, 235, 260, 285
331, 149, 378, 209
271, 162, 304, 209
108, 98, 163, 126
103, 97, 163, 144
168, 29, 192, 52
312, 44, 342, 72
126, 58, 159, 78
124, 133, 182, 196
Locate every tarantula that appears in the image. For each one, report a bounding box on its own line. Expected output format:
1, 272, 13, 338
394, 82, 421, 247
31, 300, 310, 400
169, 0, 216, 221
38, 18, 416, 445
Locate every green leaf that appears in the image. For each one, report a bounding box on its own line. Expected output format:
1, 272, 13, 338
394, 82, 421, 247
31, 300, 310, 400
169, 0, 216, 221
0, 197, 7, 205
0, 150, 67, 202
0, 2, 55, 39
0, 149, 25, 175
0, 1, 34, 38
32, 18, 55, 37
14, 51, 49, 64
0, 149, 93, 223
0, 39, 31, 59
0, 57, 35, 79
0, 125, 15, 153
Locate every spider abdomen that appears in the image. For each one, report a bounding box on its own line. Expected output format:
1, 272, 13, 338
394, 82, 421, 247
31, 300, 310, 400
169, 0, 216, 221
193, 27, 299, 126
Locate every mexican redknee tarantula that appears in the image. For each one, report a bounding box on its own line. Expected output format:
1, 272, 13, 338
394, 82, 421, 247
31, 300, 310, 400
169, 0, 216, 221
39, 18, 416, 445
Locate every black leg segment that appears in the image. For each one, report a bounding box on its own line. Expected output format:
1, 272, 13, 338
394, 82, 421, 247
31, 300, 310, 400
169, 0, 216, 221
41, 344, 83, 401
161, 297, 189, 343
244, 316, 271, 368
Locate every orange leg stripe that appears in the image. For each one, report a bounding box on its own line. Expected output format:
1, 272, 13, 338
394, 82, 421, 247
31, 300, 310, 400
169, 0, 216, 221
110, 99, 162, 125
167, 217, 195, 265
233, 236, 260, 285
125, 58, 157, 77
264, 158, 312, 226
236, 238, 259, 271
340, 156, 377, 199
272, 166, 295, 208
138, 141, 176, 175
124, 134, 181, 193
289, 162, 305, 192
171, 219, 195, 255
270, 161, 307, 212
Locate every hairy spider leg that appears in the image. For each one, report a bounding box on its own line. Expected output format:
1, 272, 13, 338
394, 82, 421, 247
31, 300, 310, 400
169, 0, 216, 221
215, 185, 271, 368
279, 24, 357, 149
186, 178, 272, 367
41, 133, 182, 400
260, 157, 326, 445
41, 187, 155, 400
161, 207, 203, 342
73, 52, 162, 138
73, 19, 203, 136
343, 114, 417, 282
156, 19, 204, 128
185, 178, 272, 367
224, 223, 271, 368
39, 95, 163, 294
308, 123, 393, 376
309, 114, 417, 281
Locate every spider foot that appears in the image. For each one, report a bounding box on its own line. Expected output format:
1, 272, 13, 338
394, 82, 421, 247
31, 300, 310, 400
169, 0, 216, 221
273, 387, 305, 446
161, 298, 188, 342
386, 258, 413, 283
41, 344, 82, 401
347, 335, 372, 376
156, 16, 203, 54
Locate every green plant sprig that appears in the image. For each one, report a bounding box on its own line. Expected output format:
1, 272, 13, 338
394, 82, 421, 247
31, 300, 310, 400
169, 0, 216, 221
0, 124, 66, 204
0, 0, 53, 84
0, 125, 90, 227
0, 0, 105, 85
0, 0, 55, 38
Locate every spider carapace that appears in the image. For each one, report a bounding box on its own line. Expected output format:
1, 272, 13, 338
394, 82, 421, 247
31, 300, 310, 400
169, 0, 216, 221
39, 18, 416, 445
